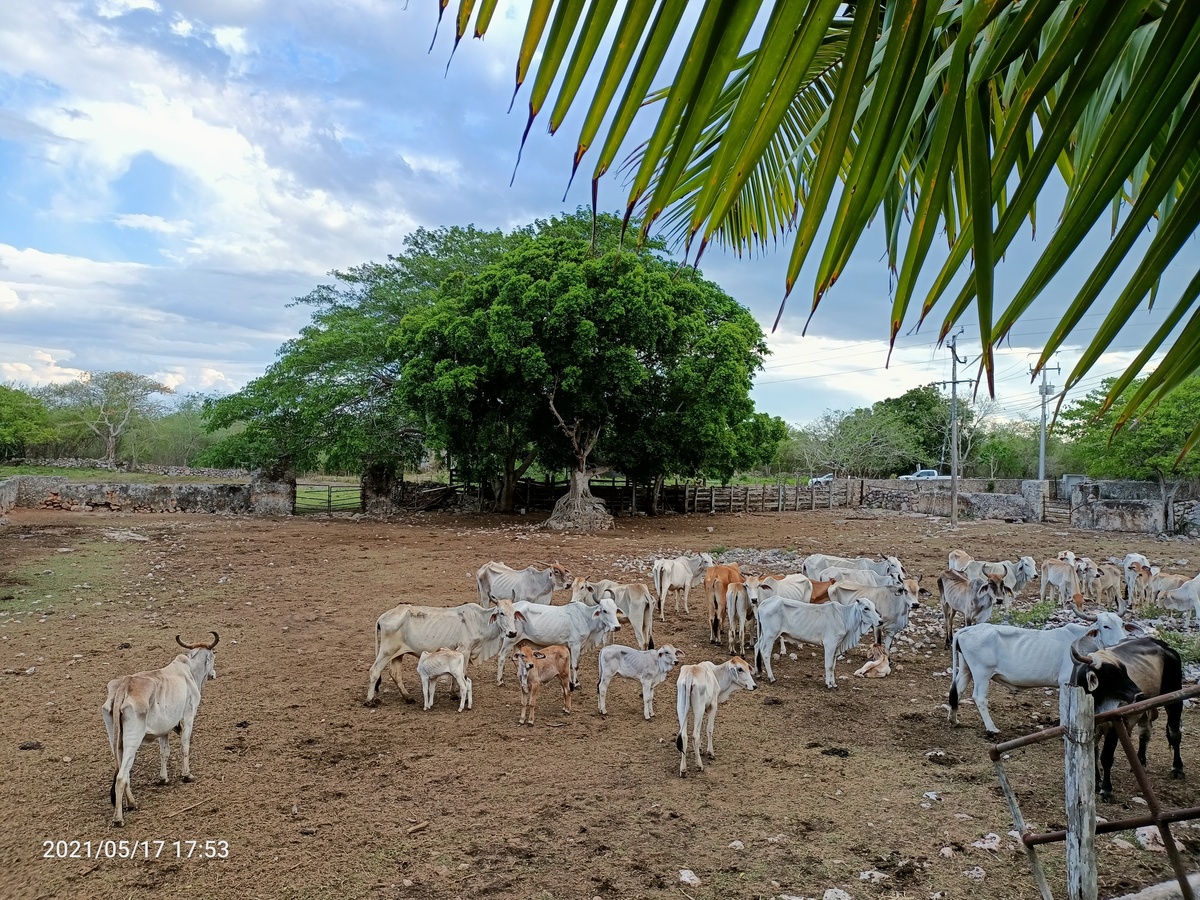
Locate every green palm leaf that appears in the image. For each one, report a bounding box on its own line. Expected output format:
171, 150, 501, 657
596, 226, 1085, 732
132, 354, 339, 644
446, 0, 1200, 438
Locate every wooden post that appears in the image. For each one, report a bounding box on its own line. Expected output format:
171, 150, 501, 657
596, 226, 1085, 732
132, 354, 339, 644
810, 484, 815, 510
631, 482, 636, 515
710, 486, 715, 513
828, 482, 834, 509
1061, 686, 1097, 900
846, 479, 852, 507
992, 759, 1055, 900
777, 484, 783, 512
326, 484, 332, 514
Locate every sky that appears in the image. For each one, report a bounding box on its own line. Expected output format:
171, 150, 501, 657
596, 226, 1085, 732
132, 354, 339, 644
0, 0, 1191, 429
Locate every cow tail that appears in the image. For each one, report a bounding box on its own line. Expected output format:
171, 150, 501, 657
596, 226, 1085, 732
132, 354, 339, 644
948, 634, 961, 713
109, 688, 125, 807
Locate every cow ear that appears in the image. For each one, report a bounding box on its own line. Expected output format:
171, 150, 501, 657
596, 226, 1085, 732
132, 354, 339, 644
1086, 670, 1099, 692
533, 651, 546, 659
514, 610, 527, 622
489, 610, 500, 624
1088, 628, 1099, 639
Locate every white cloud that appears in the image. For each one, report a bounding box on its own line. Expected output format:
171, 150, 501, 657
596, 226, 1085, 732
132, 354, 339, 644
112, 213, 192, 234
96, 0, 160, 18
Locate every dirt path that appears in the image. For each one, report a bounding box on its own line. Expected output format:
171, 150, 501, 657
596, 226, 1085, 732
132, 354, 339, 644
1, 508, 1196, 900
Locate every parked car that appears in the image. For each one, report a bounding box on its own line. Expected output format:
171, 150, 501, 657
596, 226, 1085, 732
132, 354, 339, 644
898, 468, 946, 480
809, 473, 835, 484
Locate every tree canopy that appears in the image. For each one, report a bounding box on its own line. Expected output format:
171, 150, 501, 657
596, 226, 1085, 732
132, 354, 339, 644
436, 0, 1200, 453
0, 384, 53, 459
39, 372, 172, 466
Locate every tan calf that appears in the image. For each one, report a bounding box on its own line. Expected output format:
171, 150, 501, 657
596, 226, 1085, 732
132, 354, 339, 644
513, 643, 572, 726
704, 563, 743, 645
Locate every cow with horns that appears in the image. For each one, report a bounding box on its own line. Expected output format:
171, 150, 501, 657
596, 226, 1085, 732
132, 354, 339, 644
101, 632, 219, 827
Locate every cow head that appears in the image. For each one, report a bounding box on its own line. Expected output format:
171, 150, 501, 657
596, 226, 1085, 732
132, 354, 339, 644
883, 555, 909, 580
594, 597, 621, 632
1017, 556, 1038, 581
550, 562, 573, 589
1058, 550, 1077, 566
571, 580, 598, 605
1070, 644, 1143, 714
899, 579, 926, 609
177, 632, 219, 681
489, 597, 521, 639
727, 656, 757, 691
657, 645, 684, 671
857, 598, 883, 630
742, 575, 764, 606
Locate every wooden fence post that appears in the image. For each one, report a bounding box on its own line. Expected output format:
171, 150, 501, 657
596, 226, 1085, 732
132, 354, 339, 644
710, 486, 715, 513
326, 484, 332, 515
810, 484, 815, 510
846, 479, 852, 507
828, 482, 834, 509
1061, 685, 1097, 900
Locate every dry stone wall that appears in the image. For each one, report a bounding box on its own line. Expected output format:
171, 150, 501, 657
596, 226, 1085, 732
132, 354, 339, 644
0, 475, 288, 516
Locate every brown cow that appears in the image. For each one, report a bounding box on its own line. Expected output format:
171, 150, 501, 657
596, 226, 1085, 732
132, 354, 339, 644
512, 643, 572, 726
703, 563, 743, 645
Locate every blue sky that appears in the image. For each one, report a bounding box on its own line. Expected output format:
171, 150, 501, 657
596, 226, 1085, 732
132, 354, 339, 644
0, 0, 1190, 426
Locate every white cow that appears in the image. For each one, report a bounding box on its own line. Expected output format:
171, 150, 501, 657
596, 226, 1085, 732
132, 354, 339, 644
366, 598, 519, 704
949, 553, 1037, 604
1040, 558, 1082, 606
652, 553, 714, 618
815, 567, 898, 587
497, 598, 621, 688
743, 573, 814, 656
102, 633, 219, 827
675, 657, 757, 777
1120, 553, 1152, 607
939, 570, 1011, 647
416, 649, 473, 712
475, 561, 573, 606
948, 612, 1140, 735
753, 596, 881, 687
828, 579, 926, 651
802, 553, 908, 581
572, 579, 655, 650
597, 644, 684, 719
1159, 574, 1200, 626
1150, 571, 1190, 603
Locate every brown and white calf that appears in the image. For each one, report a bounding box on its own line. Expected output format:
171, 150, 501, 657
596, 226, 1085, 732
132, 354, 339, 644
416, 648, 473, 712
512, 643, 572, 726
1040, 558, 1082, 607
101, 633, 219, 827
704, 564, 744, 645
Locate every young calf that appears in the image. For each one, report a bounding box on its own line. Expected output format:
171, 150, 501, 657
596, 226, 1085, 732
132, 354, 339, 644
853, 643, 891, 678
597, 644, 684, 719
416, 648, 473, 712
513, 643, 572, 726
675, 657, 757, 776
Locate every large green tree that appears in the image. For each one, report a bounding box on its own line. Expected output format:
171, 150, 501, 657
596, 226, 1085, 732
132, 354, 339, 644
0, 384, 53, 459
1059, 374, 1200, 528
39, 372, 172, 466
399, 224, 774, 525
436, 0, 1200, 449
200, 225, 517, 483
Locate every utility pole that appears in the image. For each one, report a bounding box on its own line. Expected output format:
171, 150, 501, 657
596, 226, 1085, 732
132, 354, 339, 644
1032, 361, 1061, 481
940, 332, 973, 528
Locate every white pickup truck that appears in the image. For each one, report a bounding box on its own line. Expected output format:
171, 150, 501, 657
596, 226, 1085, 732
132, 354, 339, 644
898, 468, 950, 480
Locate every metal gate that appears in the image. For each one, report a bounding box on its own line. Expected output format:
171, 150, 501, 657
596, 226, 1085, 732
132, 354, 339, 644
294, 484, 361, 514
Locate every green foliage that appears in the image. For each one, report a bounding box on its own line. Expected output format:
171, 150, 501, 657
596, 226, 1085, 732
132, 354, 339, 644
38, 371, 173, 465
872, 385, 956, 466
199, 225, 514, 472
0, 384, 53, 459
444, 1, 1200, 430
1008, 601, 1056, 628
396, 215, 777, 506
1157, 629, 1200, 665
1059, 375, 1200, 483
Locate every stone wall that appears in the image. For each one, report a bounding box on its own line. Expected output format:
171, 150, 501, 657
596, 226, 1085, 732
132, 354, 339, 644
9, 458, 250, 479
1072, 496, 1165, 533
864, 480, 1042, 521
1174, 500, 1200, 536
0, 477, 17, 515
1, 475, 285, 516
859, 477, 1024, 495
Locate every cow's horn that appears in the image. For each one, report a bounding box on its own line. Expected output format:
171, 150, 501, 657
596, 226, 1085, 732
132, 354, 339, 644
176, 634, 193, 649
207, 631, 220, 649
1070, 643, 1093, 665
1074, 607, 1098, 623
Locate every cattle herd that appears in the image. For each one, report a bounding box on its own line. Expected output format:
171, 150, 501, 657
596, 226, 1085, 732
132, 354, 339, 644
100, 546, 1198, 824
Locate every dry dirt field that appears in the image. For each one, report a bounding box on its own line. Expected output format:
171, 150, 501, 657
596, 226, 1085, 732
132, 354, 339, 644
1, 506, 1197, 900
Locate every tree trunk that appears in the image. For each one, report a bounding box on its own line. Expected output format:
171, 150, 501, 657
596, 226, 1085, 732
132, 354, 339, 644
104, 432, 118, 468
497, 449, 536, 514
651, 474, 664, 516
545, 461, 613, 531
361, 462, 398, 515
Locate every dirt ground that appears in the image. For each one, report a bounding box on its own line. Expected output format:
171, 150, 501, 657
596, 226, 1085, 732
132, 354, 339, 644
1, 506, 1197, 900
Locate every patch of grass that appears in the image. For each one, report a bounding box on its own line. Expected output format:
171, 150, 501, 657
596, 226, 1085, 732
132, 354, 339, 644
0, 539, 129, 614
709, 545, 729, 556
1007, 600, 1056, 628
1136, 602, 1172, 620
1158, 630, 1200, 665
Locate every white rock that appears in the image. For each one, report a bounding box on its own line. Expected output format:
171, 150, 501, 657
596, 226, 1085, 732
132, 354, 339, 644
679, 869, 701, 887
1110, 837, 1135, 851
727, 840, 744, 851
824, 890, 853, 900
1135, 826, 1166, 852
923, 791, 941, 801
938, 846, 955, 858
962, 866, 986, 882
971, 833, 1002, 852
767, 833, 787, 844
859, 870, 888, 883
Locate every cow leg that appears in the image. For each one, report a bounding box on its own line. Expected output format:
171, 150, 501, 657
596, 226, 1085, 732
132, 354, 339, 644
693, 703, 706, 770
568, 644, 581, 690
179, 715, 195, 783
754, 632, 777, 683
676, 693, 689, 776
497, 638, 516, 685
527, 681, 538, 726
112, 718, 145, 826
942, 604, 955, 649
823, 641, 838, 689
597, 668, 612, 716
1098, 728, 1119, 800
464, 676, 473, 711
561, 675, 572, 714
365, 651, 392, 705
1136, 714, 1152, 767
643, 605, 654, 651
1167, 707, 1185, 779
679, 583, 689, 615
517, 688, 528, 725
641, 680, 654, 720
156, 735, 171, 785
972, 679, 1001, 737
704, 703, 718, 760
387, 657, 414, 703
